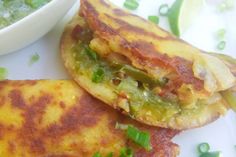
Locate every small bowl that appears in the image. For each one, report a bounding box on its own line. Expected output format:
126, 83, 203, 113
0, 0, 77, 55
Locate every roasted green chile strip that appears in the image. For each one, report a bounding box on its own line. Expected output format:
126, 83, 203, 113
72, 42, 181, 122
112, 63, 168, 87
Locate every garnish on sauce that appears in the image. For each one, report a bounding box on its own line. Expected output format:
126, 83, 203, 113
0, 0, 51, 29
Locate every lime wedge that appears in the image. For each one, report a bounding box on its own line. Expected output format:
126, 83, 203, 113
168, 0, 205, 37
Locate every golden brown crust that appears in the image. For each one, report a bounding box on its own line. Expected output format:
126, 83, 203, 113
0, 80, 179, 157
79, 0, 204, 91
60, 14, 228, 130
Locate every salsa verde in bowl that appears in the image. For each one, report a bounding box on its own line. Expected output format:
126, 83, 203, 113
0, 0, 52, 30
0, 0, 77, 55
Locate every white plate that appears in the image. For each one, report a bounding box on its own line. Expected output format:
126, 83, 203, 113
0, 0, 235, 156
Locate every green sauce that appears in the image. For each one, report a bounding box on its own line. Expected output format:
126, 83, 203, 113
0, 0, 51, 30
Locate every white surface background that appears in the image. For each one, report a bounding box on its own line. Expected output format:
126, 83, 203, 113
0, 0, 236, 156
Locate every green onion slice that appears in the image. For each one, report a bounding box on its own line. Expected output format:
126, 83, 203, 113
25, 0, 50, 8
127, 125, 152, 151
217, 41, 226, 50
124, 0, 139, 10
0, 67, 8, 80
198, 143, 210, 153
92, 152, 102, 157
92, 67, 105, 83
218, 0, 234, 12
119, 147, 133, 157
216, 29, 226, 40
29, 53, 40, 66
106, 152, 113, 157
159, 4, 169, 16
84, 46, 98, 61
148, 16, 159, 24
200, 151, 222, 157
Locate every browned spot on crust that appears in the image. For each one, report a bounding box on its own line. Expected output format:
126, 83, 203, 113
0, 124, 3, 139
71, 24, 83, 41
105, 14, 170, 40
0, 80, 180, 156
8, 90, 27, 109
30, 138, 45, 154
99, 0, 109, 7
9, 80, 37, 87
44, 92, 107, 138
113, 9, 129, 16
124, 40, 203, 90
0, 96, 5, 107
8, 141, 16, 154
80, 0, 116, 37
0, 80, 37, 92
19, 94, 52, 154
60, 101, 66, 109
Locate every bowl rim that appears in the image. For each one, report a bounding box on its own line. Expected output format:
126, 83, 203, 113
0, 0, 59, 34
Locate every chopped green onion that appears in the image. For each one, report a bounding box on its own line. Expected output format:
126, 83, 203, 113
124, 0, 139, 10
92, 67, 105, 83
0, 67, 8, 80
115, 124, 152, 151
119, 148, 133, 157
217, 41, 226, 50
127, 125, 152, 151
115, 122, 129, 130
218, 0, 234, 12
92, 152, 102, 157
148, 16, 159, 24
25, 0, 50, 8
106, 152, 113, 157
216, 29, 226, 40
200, 151, 222, 157
84, 46, 98, 61
159, 4, 169, 16
198, 143, 210, 153
29, 53, 40, 66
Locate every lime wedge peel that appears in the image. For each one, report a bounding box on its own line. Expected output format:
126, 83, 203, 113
168, 0, 205, 37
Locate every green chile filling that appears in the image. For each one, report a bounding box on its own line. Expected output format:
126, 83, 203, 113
71, 43, 181, 121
